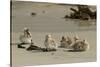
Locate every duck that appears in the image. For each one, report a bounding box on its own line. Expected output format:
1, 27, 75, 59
70, 36, 89, 51
18, 28, 33, 48
59, 36, 72, 48
44, 34, 57, 51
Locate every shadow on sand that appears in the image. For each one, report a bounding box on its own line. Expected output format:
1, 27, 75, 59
64, 50, 85, 52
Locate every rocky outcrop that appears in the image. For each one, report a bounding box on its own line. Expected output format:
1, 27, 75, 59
64, 5, 96, 20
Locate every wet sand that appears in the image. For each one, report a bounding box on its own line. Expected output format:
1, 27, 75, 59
11, 1, 96, 67
11, 31, 96, 67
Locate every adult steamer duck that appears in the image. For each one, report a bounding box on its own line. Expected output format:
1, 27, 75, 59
18, 28, 33, 48
17, 27, 46, 51
44, 34, 58, 52
69, 36, 89, 52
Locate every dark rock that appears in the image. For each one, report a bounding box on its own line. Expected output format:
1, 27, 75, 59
31, 12, 36, 16
64, 5, 96, 20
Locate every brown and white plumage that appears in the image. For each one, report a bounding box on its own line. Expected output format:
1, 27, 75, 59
44, 34, 57, 50
19, 28, 32, 44
60, 36, 72, 48
71, 36, 89, 51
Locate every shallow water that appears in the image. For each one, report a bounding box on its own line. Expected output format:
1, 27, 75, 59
12, 1, 96, 32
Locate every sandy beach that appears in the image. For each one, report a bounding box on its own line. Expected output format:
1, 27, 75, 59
11, 1, 96, 67
12, 31, 96, 67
